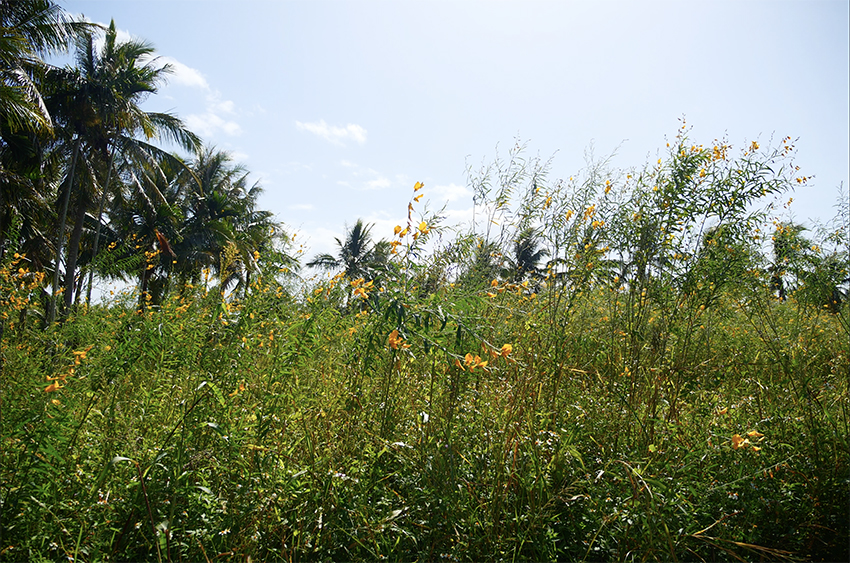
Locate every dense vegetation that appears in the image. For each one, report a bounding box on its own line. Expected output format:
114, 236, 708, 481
1, 2, 848, 561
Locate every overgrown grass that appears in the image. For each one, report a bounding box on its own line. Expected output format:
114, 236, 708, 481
1, 131, 848, 561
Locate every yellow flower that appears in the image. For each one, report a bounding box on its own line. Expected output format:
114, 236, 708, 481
490, 279, 499, 287
394, 225, 402, 235
500, 344, 513, 357
388, 329, 409, 350
463, 353, 488, 371
228, 382, 246, 397
414, 181, 424, 191
414, 194, 424, 202
418, 221, 428, 233
731, 434, 751, 450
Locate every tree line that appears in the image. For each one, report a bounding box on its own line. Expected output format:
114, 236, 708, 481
0, 1, 291, 326
1, 1, 847, 333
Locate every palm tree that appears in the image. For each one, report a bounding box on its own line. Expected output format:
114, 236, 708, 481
174, 148, 248, 283
0, 0, 88, 259
307, 219, 388, 282
44, 20, 199, 322
165, 146, 285, 301
769, 222, 809, 301
503, 227, 548, 282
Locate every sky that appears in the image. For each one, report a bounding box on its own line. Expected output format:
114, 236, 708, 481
63, 0, 849, 263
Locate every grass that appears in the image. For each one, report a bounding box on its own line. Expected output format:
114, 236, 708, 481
1, 270, 847, 562
1, 132, 848, 561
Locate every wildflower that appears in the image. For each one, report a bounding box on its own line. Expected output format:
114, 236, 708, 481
414, 181, 424, 191
731, 434, 750, 450
490, 279, 499, 287
414, 194, 424, 202
388, 329, 409, 350
500, 343, 513, 357
418, 221, 428, 233
464, 353, 488, 371
394, 225, 402, 235
228, 382, 246, 397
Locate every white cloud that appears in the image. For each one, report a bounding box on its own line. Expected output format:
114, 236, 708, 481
442, 206, 475, 229
288, 204, 314, 211
185, 111, 241, 138
184, 91, 242, 138
82, 20, 243, 142
365, 176, 391, 190
296, 120, 367, 146
335, 160, 393, 191
431, 183, 473, 203
158, 56, 209, 89
151, 56, 241, 139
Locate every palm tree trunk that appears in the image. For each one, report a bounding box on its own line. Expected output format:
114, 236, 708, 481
85, 144, 117, 306
47, 137, 80, 327
63, 194, 87, 314
139, 261, 152, 313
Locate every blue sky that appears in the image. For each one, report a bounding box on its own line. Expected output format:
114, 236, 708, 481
66, 0, 848, 260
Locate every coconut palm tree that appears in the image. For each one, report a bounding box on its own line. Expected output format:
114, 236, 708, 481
769, 222, 809, 301
307, 219, 388, 282
44, 20, 199, 322
503, 227, 548, 282
0, 0, 89, 259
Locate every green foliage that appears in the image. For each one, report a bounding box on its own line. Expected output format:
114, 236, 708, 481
1, 129, 848, 562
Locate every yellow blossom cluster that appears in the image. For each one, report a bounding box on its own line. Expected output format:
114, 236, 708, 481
45, 345, 93, 393
388, 329, 410, 350
350, 277, 374, 299
731, 430, 765, 452
486, 279, 532, 298
453, 353, 487, 372
0, 254, 47, 319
